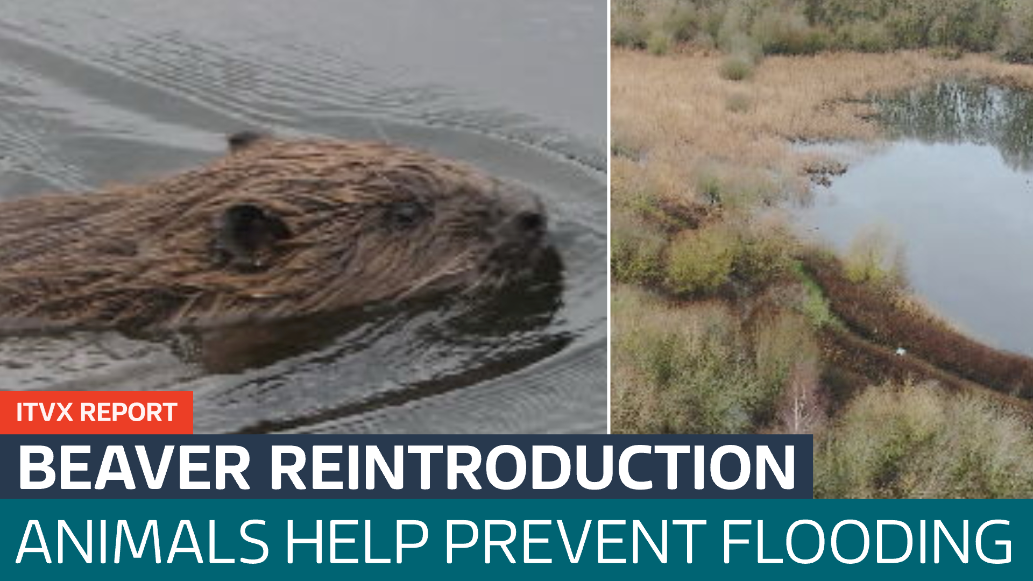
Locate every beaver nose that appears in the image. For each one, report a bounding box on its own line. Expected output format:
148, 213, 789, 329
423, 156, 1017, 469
496, 183, 547, 245
502, 198, 547, 246
515, 210, 546, 238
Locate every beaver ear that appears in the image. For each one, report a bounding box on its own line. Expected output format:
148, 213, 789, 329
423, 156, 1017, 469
227, 130, 269, 153
213, 204, 292, 270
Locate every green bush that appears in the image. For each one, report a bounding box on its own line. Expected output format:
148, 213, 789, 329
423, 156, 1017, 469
753, 311, 821, 425
1003, 1, 1033, 63
716, 2, 752, 53
815, 384, 1033, 498
613, 17, 649, 49
612, 0, 648, 49
647, 30, 673, 55
842, 225, 906, 288
665, 226, 736, 295
929, 0, 1004, 52
611, 0, 1031, 57
750, 7, 828, 55
611, 288, 785, 434
612, 212, 667, 285
719, 54, 754, 81
662, 2, 705, 42
808, 0, 1008, 51
883, 7, 931, 49
731, 220, 795, 286
836, 20, 892, 52
662, 218, 794, 296
620, 182, 694, 231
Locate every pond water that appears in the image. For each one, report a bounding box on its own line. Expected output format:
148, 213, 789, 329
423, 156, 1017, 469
0, 1, 607, 433
797, 80, 1033, 357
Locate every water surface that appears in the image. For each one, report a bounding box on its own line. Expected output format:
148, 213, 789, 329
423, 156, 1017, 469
0, 0, 607, 433
798, 81, 1033, 356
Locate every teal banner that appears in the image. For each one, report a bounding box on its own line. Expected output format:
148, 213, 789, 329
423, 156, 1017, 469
1, 500, 1026, 578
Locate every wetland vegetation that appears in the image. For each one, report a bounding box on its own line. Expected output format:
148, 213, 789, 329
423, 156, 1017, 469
610, 0, 1033, 498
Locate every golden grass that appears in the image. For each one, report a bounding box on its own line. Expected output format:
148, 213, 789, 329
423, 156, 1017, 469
611, 49, 1033, 205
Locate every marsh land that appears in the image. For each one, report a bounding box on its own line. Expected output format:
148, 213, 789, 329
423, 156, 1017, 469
611, 0, 1033, 498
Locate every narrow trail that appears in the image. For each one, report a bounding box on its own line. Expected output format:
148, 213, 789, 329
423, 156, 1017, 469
821, 326, 1033, 424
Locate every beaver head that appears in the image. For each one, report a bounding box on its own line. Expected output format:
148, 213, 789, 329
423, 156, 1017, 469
0, 133, 551, 331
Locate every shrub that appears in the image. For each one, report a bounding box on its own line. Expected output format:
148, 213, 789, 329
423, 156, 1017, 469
613, 163, 698, 229
612, 212, 667, 285
647, 30, 673, 55
662, 2, 704, 42
928, 0, 1004, 52
731, 218, 795, 286
750, 8, 828, 55
660, 214, 795, 297
611, 288, 785, 434
665, 226, 736, 295
719, 54, 754, 81
612, 2, 648, 49
716, 3, 753, 53
883, 7, 932, 49
613, 21, 648, 49
662, 217, 794, 296
612, 0, 1031, 57
836, 20, 892, 52
842, 224, 906, 288
754, 311, 822, 427
815, 383, 1033, 498
1003, 0, 1033, 63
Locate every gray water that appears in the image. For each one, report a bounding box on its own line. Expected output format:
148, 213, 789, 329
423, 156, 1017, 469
798, 81, 1033, 357
0, 1, 608, 433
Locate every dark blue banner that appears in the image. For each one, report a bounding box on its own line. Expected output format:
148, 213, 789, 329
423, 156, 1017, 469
0, 435, 812, 499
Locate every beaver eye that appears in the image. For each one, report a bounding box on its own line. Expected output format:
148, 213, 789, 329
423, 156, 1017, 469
386, 200, 430, 229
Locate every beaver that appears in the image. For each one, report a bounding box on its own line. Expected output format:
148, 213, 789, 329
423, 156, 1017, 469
0, 132, 550, 332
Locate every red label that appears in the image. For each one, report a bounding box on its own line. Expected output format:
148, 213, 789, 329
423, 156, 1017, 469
0, 391, 192, 434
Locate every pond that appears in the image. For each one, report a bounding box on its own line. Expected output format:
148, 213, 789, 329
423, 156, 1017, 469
0, 0, 607, 433
797, 80, 1033, 357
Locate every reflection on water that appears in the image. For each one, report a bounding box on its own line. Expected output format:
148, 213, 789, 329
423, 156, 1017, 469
193, 264, 571, 434
0, 1, 607, 434
188, 247, 567, 376
879, 80, 1033, 171
798, 81, 1033, 357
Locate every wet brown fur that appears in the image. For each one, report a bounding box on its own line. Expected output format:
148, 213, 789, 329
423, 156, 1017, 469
0, 136, 547, 331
